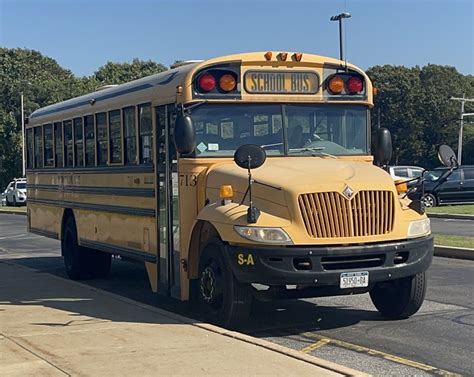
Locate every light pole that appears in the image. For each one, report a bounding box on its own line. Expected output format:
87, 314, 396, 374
330, 12, 351, 62
450, 94, 474, 164
21, 93, 25, 177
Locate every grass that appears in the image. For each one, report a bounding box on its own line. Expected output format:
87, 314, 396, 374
427, 204, 474, 216
0, 205, 27, 213
434, 234, 474, 249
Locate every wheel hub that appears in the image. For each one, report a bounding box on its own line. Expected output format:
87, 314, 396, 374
200, 266, 217, 302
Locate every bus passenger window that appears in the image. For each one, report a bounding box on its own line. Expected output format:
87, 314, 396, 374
34, 126, 43, 168
44, 124, 54, 167
74, 118, 84, 167
63, 120, 73, 167
54, 122, 63, 168
84, 115, 95, 166
109, 110, 122, 164
96, 113, 108, 166
26, 129, 34, 169
123, 107, 137, 165
138, 104, 152, 164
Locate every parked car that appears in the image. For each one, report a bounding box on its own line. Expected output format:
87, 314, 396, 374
388, 165, 424, 187
4, 178, 27, 206
409, 165, 474, 207
0, 189, 6, 206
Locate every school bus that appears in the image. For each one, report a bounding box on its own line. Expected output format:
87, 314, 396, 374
26, 51, 433, 327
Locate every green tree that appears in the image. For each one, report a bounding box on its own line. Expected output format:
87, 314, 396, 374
0, 110, 21, 189
94, 58, 167, 85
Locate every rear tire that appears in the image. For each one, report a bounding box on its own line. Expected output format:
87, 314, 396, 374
370, 272, 427, 319
195, 239, 252, 328
12, 197, 17, 207
62, 217, 88, 280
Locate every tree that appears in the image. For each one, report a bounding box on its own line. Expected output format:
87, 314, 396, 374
93, 58, 167, 85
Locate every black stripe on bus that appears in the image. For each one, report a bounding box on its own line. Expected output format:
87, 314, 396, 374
29, 227, 59, 240
27, 198, 156, 217
30, 83, 154, 119
80, 239, 157, 263
26, 165, 154, 174
27, 184, 155, 198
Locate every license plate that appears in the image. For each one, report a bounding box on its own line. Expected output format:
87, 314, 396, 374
340, 271, 369, 289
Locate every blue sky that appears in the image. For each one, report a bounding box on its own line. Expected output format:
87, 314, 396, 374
1, 0, 472, 76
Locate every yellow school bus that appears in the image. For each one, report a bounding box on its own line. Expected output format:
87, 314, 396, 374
26, 51, 433, 327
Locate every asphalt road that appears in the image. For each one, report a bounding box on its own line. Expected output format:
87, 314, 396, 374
430, 217, 473, 237
1, 213, 473, 376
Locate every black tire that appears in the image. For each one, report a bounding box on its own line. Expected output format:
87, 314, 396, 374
195, 239, 252, 328
370, 272, 427, 319
422, 193, 437, 208
62, 217, 88, 280
12, 197, 17, 207
87, 248, 112, 278
5, 197, 11, 206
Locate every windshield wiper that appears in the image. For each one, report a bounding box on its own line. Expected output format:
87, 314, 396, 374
289, 147, 336, 158
260, 142, 283, 149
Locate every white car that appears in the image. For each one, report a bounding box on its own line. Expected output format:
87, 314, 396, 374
388, 166, 424, 186
4, 178, 27, 206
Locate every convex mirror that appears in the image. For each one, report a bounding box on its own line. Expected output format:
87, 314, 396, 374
234, 144, 266, 170
438, 145, 458, 168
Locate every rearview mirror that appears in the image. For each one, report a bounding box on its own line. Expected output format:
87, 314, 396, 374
373, 128, 392, 166
234, 144, 266, 170
438, 145, 458, 168
174, 114, 195, 155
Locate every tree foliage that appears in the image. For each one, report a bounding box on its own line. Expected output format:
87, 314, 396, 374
94, 58, 167, 85
367, 64, 474, 167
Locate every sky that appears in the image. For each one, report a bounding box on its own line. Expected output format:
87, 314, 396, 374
0, 0, 473, 77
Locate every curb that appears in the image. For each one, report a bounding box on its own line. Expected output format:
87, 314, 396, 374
434, 245, 474, 261
0, 209, 27, 216
1, 260, 368, 377
428, 213, 474, 221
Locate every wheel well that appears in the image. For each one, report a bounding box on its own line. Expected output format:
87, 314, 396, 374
187, 221, 220, 279
60, 209, 75, 255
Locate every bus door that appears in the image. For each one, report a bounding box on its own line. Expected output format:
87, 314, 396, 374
156, 104, 181, 298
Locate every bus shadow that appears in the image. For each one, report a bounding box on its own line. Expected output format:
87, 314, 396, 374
2, 256, 383, 334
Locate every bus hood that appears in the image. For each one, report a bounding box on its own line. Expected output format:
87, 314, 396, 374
206, 157, 396, 204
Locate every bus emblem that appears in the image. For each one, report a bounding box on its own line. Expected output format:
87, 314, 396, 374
342, 185, 355, 200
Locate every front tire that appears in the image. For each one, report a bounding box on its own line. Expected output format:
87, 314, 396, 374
196, 239, 252, 328
370, 272, 427, 319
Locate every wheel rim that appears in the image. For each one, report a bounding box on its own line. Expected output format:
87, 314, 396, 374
200, 260, 224, 309
423, 195, 434, 207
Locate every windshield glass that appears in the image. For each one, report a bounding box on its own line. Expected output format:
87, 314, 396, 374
191, 104, 368, 157
16, 182, 26, 189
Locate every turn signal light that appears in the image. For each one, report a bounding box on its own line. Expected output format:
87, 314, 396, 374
395, 180, 408, 194
220, 185, 234, 199
219, 74, 236, 92
198, 73, 216, 92
328, 76, 344, 94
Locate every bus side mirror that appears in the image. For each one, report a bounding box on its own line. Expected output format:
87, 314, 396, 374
438, 145, 458, 168
174, 114, 195, 155
373, 128, 392, 167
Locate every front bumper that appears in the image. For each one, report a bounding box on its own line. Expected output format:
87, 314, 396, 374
224, 235, 433, 287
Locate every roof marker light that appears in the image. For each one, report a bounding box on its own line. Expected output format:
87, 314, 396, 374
264, 51, 272, 60
293, 53, 303, 62
279, 52, 288, 61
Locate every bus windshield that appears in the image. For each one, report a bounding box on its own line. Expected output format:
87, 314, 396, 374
191, 104, 369, 157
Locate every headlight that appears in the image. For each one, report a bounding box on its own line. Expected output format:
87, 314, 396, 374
234, 226, 293, 244
407, 218, 431, 239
